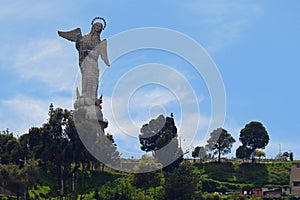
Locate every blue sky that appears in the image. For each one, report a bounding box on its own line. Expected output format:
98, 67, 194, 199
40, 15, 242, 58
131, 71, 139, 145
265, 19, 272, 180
0, 1, 299, 159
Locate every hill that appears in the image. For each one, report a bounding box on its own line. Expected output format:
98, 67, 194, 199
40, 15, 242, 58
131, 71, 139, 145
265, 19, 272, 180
0, 161, 293, 199
193, 161, 292, 192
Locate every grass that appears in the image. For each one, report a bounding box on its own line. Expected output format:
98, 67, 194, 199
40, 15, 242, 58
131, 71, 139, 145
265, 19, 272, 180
32, 169, 125, 198
193, 161, 291, 190
28, 185, 51, 199
0, 161, 292, 198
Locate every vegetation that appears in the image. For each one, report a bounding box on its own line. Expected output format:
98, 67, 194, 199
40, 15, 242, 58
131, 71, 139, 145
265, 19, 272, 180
164, 162, 198, 200
194, 161, 292, 190
139, 114, 183, 173
132, 155, 164, 190
277, 151, 295, 162
237, 121, 270, 161
206, 128, 236, 162
254, 149, 266, 160
192, 146, 207, 162
0, 104, 121, 199
236, 145, 253, 160
0, 105, 296, 199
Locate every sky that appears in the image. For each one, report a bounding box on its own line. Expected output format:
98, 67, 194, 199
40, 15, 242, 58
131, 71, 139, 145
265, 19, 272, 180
0, 1, 299, 160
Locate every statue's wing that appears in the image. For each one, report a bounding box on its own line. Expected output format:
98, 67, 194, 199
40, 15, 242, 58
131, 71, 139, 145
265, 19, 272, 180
58, 28, 82, 42
99, 39, 110, 66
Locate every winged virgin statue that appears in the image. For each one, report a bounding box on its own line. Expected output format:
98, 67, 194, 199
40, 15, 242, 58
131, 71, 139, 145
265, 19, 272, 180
58, 17, 110, 101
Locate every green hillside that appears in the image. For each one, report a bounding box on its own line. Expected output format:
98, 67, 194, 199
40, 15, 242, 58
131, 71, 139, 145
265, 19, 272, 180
0, 161, 294, 199
193, 161, 292, 192
40, 161, 292, 196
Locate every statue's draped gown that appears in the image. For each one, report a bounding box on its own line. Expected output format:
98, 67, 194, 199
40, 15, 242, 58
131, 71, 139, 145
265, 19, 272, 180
77, 32, 101, 100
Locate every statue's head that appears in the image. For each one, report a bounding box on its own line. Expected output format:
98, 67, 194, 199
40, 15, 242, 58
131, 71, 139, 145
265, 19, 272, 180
91, 17, 106, 34
92, 22, 103, 33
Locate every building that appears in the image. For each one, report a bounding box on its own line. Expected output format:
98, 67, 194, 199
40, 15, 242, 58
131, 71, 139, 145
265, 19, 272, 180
281, 186, 291, 196
252, 187, 291, 198
262, 187, 282, 198
290, 162, 300, 196
252, 188, 262, 197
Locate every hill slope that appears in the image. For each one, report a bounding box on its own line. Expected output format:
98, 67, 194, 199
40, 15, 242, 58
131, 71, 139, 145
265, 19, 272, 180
193, 161, 291, 192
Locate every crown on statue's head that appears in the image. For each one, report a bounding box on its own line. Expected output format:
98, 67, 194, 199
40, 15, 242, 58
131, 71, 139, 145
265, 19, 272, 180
91, 17, 107, 30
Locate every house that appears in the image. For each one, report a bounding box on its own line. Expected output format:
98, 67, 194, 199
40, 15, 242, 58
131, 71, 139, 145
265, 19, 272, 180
262, 187, 282, 198
281, 186, 291, 196
290, 162, 300, 196
252, 187, 290, 198
252, 188, 262, 197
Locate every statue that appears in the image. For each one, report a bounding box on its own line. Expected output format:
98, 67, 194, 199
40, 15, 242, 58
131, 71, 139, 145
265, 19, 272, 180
58, 17, 110, 102
57, 18, 122, 171
58, 17, 109, 131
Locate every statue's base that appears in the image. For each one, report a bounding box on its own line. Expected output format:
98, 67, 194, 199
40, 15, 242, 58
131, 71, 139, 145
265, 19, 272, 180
72, 95, 120, 170
73, 96, 108, 133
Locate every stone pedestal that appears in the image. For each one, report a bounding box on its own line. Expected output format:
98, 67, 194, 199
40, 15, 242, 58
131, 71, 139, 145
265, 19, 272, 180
74, 96, 108, 134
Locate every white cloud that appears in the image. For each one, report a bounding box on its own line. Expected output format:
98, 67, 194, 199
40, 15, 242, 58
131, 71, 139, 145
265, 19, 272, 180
102, 83, 208, 156
129, 87, 177, 109
97, 61, 211, 157
181, 1, 263, 52
0, 1, 60, 21
14, 39, 78, 92
0, 95, 72, 135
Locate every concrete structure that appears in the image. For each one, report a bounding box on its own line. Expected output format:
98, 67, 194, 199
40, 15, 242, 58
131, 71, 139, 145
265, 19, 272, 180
290, 162, 300, 196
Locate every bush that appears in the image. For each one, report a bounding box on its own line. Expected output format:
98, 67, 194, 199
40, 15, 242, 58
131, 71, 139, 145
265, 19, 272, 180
202, 179, 221, 193
97, 177, 152, 200
228, 192, 247, 200
205, 193, 220, 200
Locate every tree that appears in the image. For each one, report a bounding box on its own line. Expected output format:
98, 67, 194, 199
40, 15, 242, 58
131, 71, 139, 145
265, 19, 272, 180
192, 146, 207, 162
139, 114, 183, 173
41, 106, 72, 196
192, 146, 200, 162
206, 128, 235, 162
27, 104, 104, 197
98, 177, 151, 200
282, 152, 290, 161
164, 162, 198, 200
133, 155, 164, 191
0, 159, 40, 198
277, 152, 294, 161
236, 145, 252, 160
20, 159, 40, 198
0, 129, 21, 164
140, 115, 177, 152
290, 152, 294, 161
239, 121, 269, 160
0, 163, 25, 197
92, 133, 120, 171
254, 149, 266, 160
